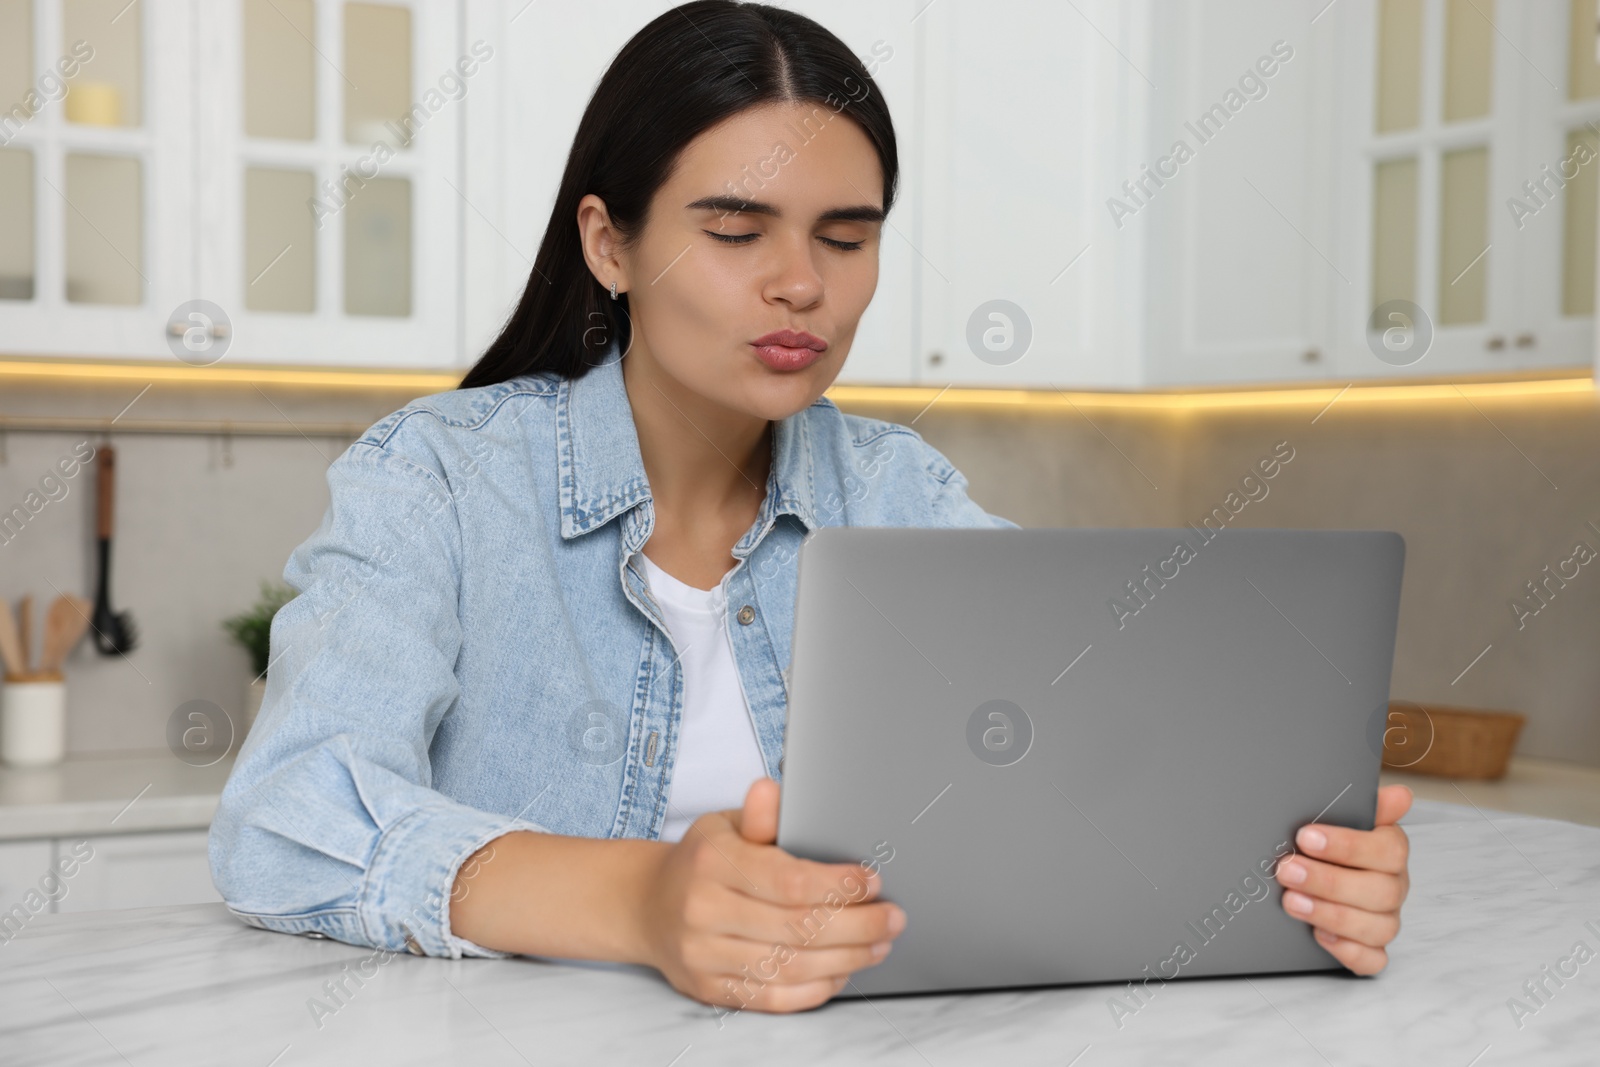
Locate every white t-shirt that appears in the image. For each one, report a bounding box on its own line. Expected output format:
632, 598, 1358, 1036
638, 552, 768, 843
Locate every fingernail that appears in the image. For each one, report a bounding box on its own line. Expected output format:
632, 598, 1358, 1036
888, 906, 906, 934
871, 940, 892, 959
1316, 928, 1339, 945
1298, 827, 1327, 853
1279, 860, 1307, 885
1284, 890, 1313, 916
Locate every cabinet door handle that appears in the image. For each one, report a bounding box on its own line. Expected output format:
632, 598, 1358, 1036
1514, 333, 1535, 348
1485, 335, 1506, 350
166, 320, 229, 339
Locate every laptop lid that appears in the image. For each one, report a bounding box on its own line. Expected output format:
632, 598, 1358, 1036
775, 527, 1405, 997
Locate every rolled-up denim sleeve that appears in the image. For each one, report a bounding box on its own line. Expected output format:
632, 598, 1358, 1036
208, 438, 547, 959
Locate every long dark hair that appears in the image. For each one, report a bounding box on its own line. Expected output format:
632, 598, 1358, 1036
458, 0, 899, 390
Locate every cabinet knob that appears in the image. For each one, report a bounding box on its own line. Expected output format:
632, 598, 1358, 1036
1514, 333, 1535, 348
166, 320, 229, 339
1301, 348, 1321, 363
928, 351, 944, 366
1485, 335, 1506, 351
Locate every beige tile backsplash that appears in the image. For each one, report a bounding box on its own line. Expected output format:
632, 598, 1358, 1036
3, 377, 1597, 767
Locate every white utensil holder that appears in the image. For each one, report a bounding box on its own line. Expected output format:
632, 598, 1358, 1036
2, 672, 67, 767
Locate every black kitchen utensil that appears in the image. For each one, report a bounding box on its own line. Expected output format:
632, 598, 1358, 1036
91, 444, 138, 655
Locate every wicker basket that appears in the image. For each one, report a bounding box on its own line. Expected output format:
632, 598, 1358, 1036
1380, 701, 1525, 780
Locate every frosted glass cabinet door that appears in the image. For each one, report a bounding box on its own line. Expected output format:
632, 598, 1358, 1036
1331, 0, 1596, 379
0, 0, 196, 358
1504, 0, 1600, 372
0, 0, 460, 367
194, 0, 460, 368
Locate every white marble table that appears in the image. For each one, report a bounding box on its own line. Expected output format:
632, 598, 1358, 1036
1, 798, 1596, 1066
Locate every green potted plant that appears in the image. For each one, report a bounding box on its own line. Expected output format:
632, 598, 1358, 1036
222, 580, 297, 732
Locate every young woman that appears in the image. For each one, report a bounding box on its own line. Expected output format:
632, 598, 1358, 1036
210, 0, 1412, 1015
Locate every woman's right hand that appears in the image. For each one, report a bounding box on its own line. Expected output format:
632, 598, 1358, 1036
636, 777, 906, 1013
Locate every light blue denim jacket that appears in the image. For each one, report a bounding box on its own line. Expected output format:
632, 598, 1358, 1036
208, 348, 1017, 958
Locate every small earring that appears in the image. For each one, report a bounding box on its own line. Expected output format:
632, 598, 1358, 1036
609, 281, 619, 301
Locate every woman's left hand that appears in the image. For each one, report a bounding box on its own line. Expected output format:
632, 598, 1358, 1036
1274, 783, 1413, 975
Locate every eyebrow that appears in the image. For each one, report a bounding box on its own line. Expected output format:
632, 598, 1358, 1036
685, 194, 885, 225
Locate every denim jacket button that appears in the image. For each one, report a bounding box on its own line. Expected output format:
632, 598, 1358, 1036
736, 605, 755, 625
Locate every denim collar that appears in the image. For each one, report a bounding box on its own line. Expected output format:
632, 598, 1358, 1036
555, 348, 820, 552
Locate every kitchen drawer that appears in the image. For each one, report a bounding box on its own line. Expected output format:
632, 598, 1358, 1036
55, 830, 221, 913
0, 839, 55, 920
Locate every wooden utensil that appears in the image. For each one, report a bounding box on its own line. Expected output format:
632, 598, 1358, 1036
0, 601, 28, 678
16, 594, 32, 673
39, 595, 93, 675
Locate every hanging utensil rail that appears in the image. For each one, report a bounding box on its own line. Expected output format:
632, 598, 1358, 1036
0, 416, 371, 438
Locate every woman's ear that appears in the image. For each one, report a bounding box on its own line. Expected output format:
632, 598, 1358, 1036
576, 192, 629, 294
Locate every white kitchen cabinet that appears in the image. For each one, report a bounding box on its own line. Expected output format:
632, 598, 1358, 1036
913, 0, 1600, 389
1140, 1, 1336, 386
906, 0, 1336, 389
193, 0, 462, 368
1499, 0, 1600, 373
0, 0, 197, 358
4, 0, 1596, 384
0, 833, 216, 922
0, 0, 461, 367
0, 755, 232, 918
53, 830, 220, 913
912, 0, 1146, 389
0, 838, 54, 918
1324, 0, 1600, 380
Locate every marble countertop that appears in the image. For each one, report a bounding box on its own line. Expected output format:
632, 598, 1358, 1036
2, 798, 1597, 1066
0, 754, 235, 840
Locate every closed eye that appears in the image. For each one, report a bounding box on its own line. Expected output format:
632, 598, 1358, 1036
704, 231, 865, 252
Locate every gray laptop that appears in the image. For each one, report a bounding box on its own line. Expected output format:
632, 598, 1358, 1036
776, 527, 1405, 997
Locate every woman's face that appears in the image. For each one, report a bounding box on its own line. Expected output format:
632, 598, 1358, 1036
584, 101, 886, 422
